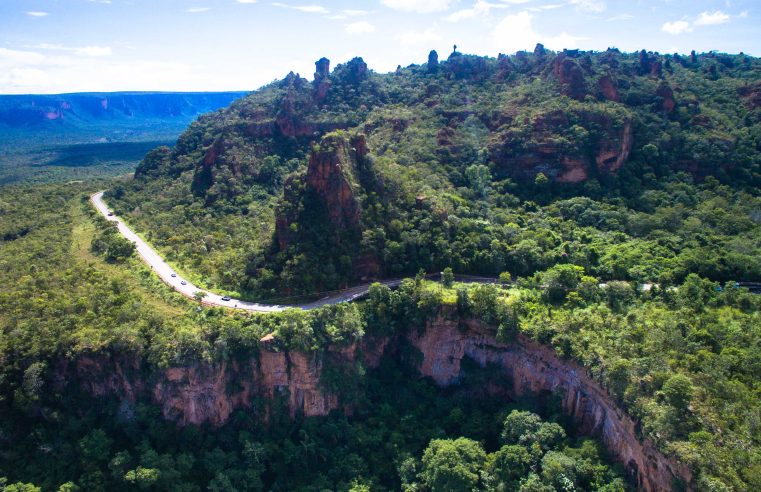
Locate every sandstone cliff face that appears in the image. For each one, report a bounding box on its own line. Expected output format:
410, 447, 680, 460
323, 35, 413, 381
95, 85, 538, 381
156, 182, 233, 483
68, 311, 690, 491
490, 110, 634, 184
552, 54, 588, 101
407, 314, 692, 492
275, 132, 380, 278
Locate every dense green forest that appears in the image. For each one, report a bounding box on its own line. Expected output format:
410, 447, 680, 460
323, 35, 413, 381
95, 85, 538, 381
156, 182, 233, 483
1, 182, 760, 490
107, 48, 761, 298
2, 48, 761, 491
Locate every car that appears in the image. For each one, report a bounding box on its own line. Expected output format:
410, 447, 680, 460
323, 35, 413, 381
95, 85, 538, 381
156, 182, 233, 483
180, 280, 187, 285
221, 296, 231, 301
171, 273, 177, 278
107, 212, 114, 216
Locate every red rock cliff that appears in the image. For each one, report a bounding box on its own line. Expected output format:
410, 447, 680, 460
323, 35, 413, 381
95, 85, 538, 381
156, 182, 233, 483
67, 311, 690, 491
407, 313, 692, 492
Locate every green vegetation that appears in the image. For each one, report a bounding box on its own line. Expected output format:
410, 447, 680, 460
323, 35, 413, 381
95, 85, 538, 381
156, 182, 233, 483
107, 49, 761, 297
1, 48, 761, 491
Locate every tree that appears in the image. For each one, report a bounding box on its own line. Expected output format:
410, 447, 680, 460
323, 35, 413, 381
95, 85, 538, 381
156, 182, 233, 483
420, 438, 487, 492
542, 265, 584, 303
124, 467, 160, 490
466, 164, 491, 198
662, 374, 694, 413
540, 451, 577, 490
606, 359, 632, 402
605, 281, 634, 311
193, 291, 207, 304
501, 410, 543, 445
489, 445, 531, 486
442, 267, 454, 288
499, 271, 512, 285
471, 284, 500, 323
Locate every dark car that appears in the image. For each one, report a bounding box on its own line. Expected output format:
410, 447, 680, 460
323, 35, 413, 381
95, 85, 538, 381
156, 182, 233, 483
171, 273, 177, 278
180, 280, 187, 286
107, 212, 114, 217
221, 296, 231, 301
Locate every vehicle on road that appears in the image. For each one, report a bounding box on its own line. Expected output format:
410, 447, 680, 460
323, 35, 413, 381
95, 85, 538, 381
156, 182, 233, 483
221, 296, 231, 301
171, 273, 177, 277
107, 212, 114, 216
180, 280, 187, 285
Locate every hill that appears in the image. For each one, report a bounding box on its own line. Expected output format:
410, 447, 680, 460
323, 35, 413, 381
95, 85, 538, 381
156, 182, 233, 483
108, 48, 761, 297
1, 48, 761, 491
0, 91, 247, 184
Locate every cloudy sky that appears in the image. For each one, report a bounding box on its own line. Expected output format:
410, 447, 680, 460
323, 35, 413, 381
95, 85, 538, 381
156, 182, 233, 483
0, 0, 757, 94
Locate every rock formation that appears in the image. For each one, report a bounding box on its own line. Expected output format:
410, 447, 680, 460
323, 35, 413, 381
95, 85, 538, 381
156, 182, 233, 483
489, 110, 634, 183
313, 57, 331, 101
275, 132, 380, 278
656, 82, 677, 114
65, 307, 692, 491
598, 75, 619, 102
738, 81, 761, 109
552, 54, 588, 101
427, 50, 439, 72
407, 313, 692, 492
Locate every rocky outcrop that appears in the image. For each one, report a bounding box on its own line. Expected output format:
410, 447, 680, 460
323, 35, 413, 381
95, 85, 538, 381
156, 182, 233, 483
552, 54, 588, 101
738, 82, 761, 109
406, 313, 692, 492
595, 118, 633, 174
489, 110, 634, 183
598, 75, 619, 102
274, 132, 380, 278
276, 133, 363, 251
313, 57, 331, 101
656, 83, 676, 114
67, 309, 691, 491
305, 134, 364, 231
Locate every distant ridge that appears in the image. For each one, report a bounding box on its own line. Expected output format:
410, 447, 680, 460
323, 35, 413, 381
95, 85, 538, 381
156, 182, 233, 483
0, 91, 248, 129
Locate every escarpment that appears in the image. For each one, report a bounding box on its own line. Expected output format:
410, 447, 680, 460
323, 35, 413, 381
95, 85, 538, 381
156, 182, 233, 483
65, 308, 690, 491
275, 131, 381, 280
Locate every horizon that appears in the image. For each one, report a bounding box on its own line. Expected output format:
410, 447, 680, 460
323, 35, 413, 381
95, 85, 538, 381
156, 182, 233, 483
0, 46, 757, 97
1, 0, 758, 95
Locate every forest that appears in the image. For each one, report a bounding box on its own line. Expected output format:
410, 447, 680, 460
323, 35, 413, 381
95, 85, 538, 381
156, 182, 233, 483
0, 47, 760, 491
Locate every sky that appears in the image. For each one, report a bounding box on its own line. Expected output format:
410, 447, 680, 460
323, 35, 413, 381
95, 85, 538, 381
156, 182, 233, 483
0, 0, 758, 94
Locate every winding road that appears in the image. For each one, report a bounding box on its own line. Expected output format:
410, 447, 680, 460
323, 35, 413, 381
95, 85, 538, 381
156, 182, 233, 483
92, 192, 761, 312
91, 192, 405, 312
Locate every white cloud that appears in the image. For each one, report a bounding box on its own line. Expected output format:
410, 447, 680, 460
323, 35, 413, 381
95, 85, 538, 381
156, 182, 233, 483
606, 13, 633, 21
661, 20, 691, 34
492, 11, 584, 53
272, 3, 329, 14
694, 10, 730, 26
345, 21, 376, 35
0, 48, 47, 66
343, 9, 371, 16
185, 7, 211, 13
236, 0, 258, 3
76, 46, 112, 57
382, 0, 455, 14
26, 11, 49, 17
569, 0, 605, 13
661, 10, 733, 35
396, 27, 441, 45
31, 44, 113, 57
447, 1, 501, 22
328, 9, 372, 20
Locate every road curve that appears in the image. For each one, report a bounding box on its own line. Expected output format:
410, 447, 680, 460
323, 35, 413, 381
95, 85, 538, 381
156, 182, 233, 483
90, 192, 403, 312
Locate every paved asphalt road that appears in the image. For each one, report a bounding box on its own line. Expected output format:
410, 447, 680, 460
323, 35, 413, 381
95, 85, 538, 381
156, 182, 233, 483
91, 192, 402, 312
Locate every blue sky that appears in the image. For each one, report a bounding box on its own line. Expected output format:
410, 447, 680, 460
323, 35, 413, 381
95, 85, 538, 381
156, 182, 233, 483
0, 0, 757, 94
